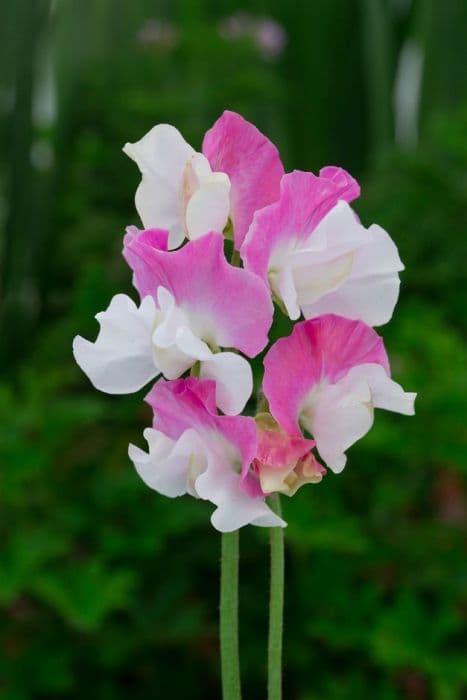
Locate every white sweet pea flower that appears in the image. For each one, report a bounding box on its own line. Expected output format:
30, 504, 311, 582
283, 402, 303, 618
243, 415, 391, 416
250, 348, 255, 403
123, 124, 231, 248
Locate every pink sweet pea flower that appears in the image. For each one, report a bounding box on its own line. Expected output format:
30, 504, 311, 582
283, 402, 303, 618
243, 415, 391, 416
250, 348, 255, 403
202, 110, 284, 249
241, 169, 404, 326
253, 413, 326, 496
73, 231, 273, 415
129, 378, 286, 532
263, 315, 416, 473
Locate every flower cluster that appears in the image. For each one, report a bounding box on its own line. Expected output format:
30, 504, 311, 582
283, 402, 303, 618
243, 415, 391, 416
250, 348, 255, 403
73, 111, 416, 531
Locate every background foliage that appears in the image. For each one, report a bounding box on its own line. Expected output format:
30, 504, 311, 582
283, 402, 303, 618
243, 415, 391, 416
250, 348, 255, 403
1, 1, 466, 698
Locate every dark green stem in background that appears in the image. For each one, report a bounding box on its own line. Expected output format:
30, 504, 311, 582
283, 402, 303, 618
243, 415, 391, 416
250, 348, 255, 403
220, 531, 242, 700
268, 494, 284, 700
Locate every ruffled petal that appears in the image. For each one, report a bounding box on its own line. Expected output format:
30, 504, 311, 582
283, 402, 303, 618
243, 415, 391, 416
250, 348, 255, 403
129, 428, 205, 497
73, 294, 158, 394
203, 110, 284, 249
124, 230, 273, 357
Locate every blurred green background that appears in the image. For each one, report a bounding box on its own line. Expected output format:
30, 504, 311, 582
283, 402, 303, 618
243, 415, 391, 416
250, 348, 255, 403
1, 1, 467, 698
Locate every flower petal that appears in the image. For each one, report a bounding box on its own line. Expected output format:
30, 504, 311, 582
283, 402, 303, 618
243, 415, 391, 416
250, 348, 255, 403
129, 428, 205, 497
310, 371, 375, 472
195, 463, 285, 532
185, 176, 231, 239
202, 110, 284, 249
263, 315, 389, 435
124, 227, 169, 298
124, 230, 273, 357
73, 294, 158, 394
200, 351, 253, 415
345, 363, 416, 415
302, 223, 405, 326
123, 124, 195, 248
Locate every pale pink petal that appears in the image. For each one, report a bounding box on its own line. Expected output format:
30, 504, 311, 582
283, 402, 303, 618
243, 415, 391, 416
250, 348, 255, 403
202, 110, 284, 249
263, 315, 389, 435
124, 230, 273, 357
255, 425, 314, 471
241, 168, 360, 281
200, 352, 253, 415
252, 419, 322, 496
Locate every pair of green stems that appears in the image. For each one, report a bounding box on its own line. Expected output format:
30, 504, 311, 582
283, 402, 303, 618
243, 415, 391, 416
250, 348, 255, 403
220, 493, 284, 700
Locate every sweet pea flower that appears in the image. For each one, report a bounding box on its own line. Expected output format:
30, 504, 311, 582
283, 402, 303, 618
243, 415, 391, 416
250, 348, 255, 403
253, 413, 326, 496
123, 123, 230, 249
124, 111, 283, 250
129, 377, 286, 532
73, 231, 273, 415
263, 315, 416, 473
241, 169, 404, 326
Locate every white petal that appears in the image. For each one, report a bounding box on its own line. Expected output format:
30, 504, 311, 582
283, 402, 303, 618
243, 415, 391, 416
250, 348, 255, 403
200, 352, 253, 415
196, 461, 285, 532
175, 326, 213, 361
275, 265, 300, 320
302, 224, 404, 326
153, 343, 195, 380
304, 374, 375, 473
134, 173, 184, 247
346, 363, 416, 415
129, 428, 206, 497
293, 252, 354, 307
123, 123, 195, 183
190, 152, 212, 179
73, 294, 158, 394
295, 200, 371, 263
185, 176, 231, 239
156, 286, 175, 314
152, 305, 190, 348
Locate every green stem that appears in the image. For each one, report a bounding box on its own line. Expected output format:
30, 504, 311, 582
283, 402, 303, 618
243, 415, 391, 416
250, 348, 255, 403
220, 531, 242, 700
268, 494, 284, 700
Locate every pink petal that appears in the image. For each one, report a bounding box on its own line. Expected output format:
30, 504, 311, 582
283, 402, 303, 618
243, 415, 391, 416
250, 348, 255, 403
202, 110, 284, 249
263, 315, 389, 435
124, 230, 273, 357
255, 427, 314, 471
145, 377, 260, 494
241, 168, 360, 281
124, 226, 169, 297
